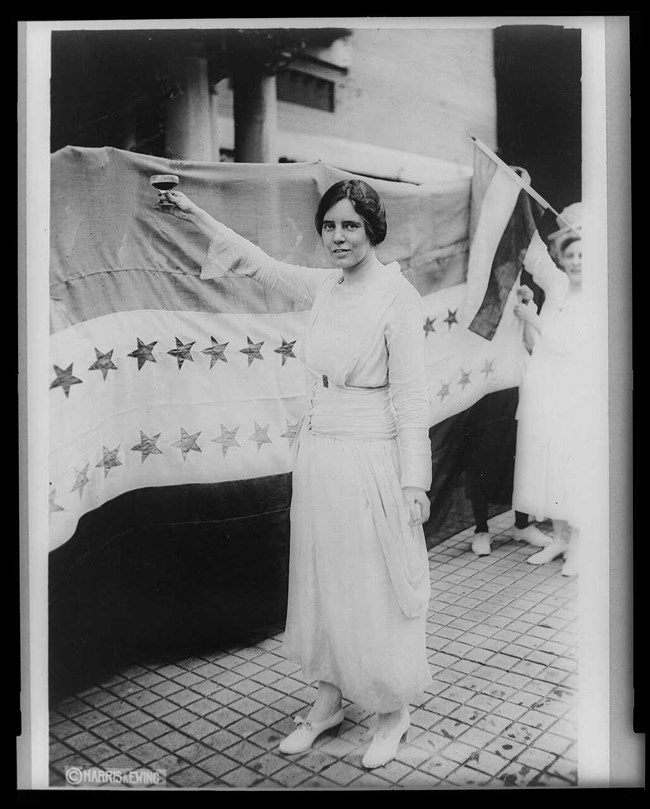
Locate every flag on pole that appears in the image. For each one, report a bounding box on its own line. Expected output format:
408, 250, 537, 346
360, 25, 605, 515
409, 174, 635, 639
421, 138, 548, 543
462, 140, 545, 340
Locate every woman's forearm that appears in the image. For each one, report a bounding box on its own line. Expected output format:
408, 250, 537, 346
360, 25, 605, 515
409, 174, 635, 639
522, 321, 537, 352
185, 206, 224, 240
160, 191, 330, 305
525, 315, 542, 336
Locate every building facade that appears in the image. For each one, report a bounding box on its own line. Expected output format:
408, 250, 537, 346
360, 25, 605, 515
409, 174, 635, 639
50, 24, 580, 202
50, 26, 496, 183
215, 27, 496, 179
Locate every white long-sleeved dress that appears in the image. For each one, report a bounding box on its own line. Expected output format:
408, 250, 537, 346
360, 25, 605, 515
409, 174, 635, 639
513, 233, 586, 527
201, 225, 433, 713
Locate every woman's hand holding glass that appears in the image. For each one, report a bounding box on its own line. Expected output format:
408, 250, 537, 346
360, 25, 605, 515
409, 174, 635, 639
154, 189, 200, 221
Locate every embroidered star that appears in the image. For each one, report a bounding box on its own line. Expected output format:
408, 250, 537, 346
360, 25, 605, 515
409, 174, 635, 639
50, 364, 83, 398
274, 337, 297, 366
437, 382, 451, 402
49, 488, 64, 513
481, 358, 495, 378
423, 317, 436, 337
458, 369, 472, 390
131, 431, 163, 463
95, 445, 122, 478
88, 348, 118, 381
168, 338, 195, 369
280, 420, 300, 448
201, 336, 229, 368
240, 337, 265, 366
128, 338, 157, 370
248, 422, 272, 452
211, 424, 241, 457
71, 463, 90, 497
444, 308, 459, 330
171, 428, 202, 460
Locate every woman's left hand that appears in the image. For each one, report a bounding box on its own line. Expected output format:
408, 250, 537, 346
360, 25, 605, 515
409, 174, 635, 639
514, 302, 538, 325
403, 487, 430, 526
517, 284, 535, 304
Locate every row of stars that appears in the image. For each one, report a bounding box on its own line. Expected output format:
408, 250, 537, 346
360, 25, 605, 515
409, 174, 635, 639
50, 356, 497, 512
434, 359, 495, 401
49, 420, 301, 512
424, 308, 459, 337
50, 335, 298, 397
51, 309, 461, 398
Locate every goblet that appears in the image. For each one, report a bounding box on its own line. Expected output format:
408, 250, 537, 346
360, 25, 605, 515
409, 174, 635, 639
150, 174, 180, 209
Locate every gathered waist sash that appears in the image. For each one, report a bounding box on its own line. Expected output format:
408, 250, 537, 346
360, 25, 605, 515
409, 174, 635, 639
305, 373, 397, 441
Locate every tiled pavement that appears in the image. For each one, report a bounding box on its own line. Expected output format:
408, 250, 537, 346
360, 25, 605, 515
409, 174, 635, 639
49, 510, 578, 790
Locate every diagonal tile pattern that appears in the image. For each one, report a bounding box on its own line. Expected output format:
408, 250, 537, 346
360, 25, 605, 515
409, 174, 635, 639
49, 511, 578, 789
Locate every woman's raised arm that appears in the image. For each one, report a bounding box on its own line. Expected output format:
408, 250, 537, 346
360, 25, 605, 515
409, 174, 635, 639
523, 230, 567, 295
155, 189, 228, 240
156, 189, 335, 307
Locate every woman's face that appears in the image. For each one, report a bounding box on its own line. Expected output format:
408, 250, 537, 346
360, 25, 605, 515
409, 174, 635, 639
561, 239, 582, 286
320, 198, 374, 269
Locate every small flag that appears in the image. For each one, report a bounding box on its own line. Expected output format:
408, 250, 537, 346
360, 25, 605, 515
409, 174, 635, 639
463, 141, 544, 340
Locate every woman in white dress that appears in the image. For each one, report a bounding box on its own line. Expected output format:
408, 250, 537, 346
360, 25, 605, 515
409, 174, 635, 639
155, 179, 433, 769
512, 229, 585, 576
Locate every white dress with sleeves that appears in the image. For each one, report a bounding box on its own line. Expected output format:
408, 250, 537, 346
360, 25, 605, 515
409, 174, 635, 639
513, 233, 587, 526
202, 224, 433, 712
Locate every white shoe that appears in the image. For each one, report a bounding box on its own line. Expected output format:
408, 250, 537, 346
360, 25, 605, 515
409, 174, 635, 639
527, 540, 568, 566
362, 708, 410, 769
561, 555, 579, 577
278, 708, 345, 755
471, 532, 492, 556
513, 524, 552, 548
561, 534, 579, 576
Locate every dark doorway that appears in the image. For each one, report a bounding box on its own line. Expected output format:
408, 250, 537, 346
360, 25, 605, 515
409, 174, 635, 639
494, 24, 582, 237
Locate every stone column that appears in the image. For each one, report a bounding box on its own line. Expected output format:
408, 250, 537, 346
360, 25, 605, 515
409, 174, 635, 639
233, 74, 278, 163
209, 82, 221, 162
165, 55, 213, 161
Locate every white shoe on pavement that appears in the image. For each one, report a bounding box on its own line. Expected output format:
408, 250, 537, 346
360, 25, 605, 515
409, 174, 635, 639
362, 707, 410, 769
278, 708, 345, 754
513, 524, 552, 548
471, 532, 492, 556
527, 539, 568, 566
561, 533, 579, 576
561, 555, 579, 577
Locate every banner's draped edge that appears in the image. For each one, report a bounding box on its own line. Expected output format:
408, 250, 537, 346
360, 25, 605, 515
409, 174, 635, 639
50, 145, 472, 332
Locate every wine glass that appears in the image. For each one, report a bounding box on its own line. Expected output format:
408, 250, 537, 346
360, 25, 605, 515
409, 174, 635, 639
150, 174, 180, 209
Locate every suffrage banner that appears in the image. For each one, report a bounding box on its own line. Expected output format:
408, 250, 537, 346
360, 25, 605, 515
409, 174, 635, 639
49, 147, 472, 551
49, 145, 530, 552
47, 145, 540, 695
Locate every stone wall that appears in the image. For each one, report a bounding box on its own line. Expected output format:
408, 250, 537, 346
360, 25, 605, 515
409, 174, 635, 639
217, 27, 496, 171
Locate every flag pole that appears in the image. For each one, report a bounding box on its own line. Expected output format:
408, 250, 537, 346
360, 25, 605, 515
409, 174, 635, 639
470, 136, 581, 237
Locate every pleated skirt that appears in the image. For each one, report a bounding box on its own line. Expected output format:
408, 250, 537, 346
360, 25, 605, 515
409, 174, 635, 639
282, 384, 432, 714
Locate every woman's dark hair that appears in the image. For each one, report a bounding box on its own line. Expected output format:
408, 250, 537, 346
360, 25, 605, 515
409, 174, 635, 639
559, 233, 582, 254
315, 179, 387, 246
